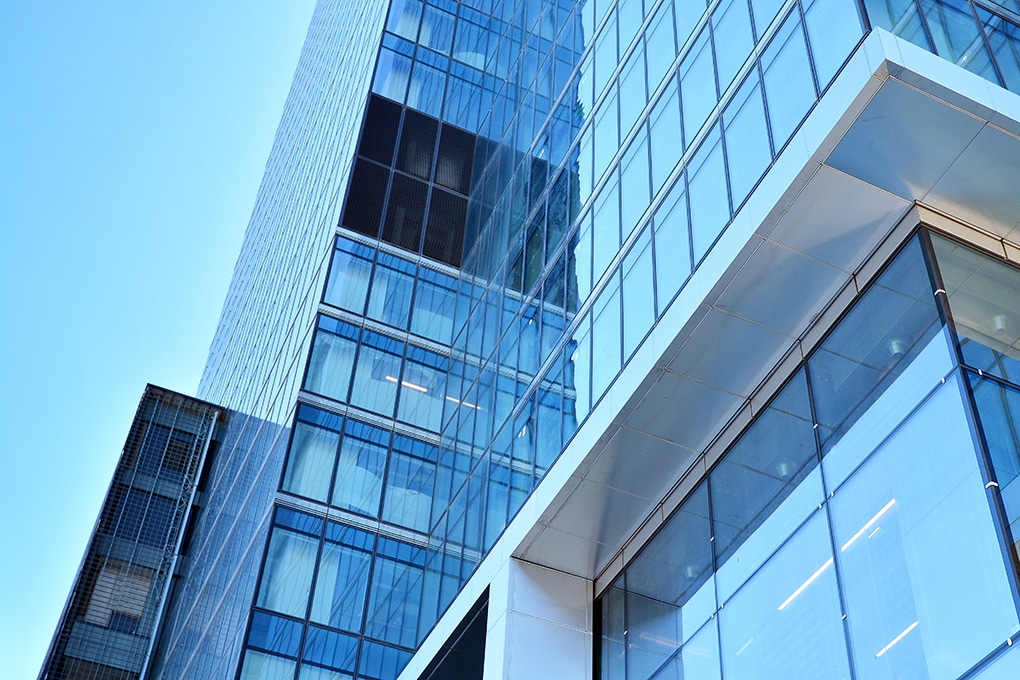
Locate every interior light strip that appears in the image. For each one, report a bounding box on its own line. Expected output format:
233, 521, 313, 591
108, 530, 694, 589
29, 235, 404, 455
875, 621, 919, 658
384, 375, 428, 392
777, 557, 834, 611
445, 395, 483, 410
841, 498, 896, 552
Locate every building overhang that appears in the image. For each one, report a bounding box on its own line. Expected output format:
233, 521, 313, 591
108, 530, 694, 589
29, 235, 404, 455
401, 28, 1020, 679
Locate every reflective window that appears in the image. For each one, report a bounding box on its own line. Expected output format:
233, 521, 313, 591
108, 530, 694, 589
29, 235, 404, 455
761, 11, 815, 151
325, 240, 373, 314
367, 255, 415, 329
722, 72, 771, 208
256, 527, 318, 618
305, 318, 359, 403
680, 30, 718, 143
831, 376, 1019, 679
931, 233, 1020, 384
653, 178, 691, 312
310, 541, 371, 633
687, 125, 729, 263
719, 512, 850, 680
712, 0, 754, 91
382, 435, 436, 532
350, 332, 402, 417
282, 421, 340, 503
622, 226, 654, 360
803, 0, 863, 87
332, 421, 387, 517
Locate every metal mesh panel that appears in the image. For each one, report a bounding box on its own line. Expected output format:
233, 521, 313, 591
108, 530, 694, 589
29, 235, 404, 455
359, 95, 402, 165
383, 173, 428, 252
39, 387, 222, 680
341, 158, 390, 238
424, 189, 467, 267
397, 109, 438, 180
435, 124, 475, 195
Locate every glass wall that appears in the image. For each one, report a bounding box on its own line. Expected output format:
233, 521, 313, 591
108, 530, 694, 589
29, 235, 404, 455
239, 508, 420, 680
596, 232, 1020, 680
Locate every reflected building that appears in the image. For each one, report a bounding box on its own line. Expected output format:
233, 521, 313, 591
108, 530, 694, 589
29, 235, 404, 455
42, 0, 1020, 679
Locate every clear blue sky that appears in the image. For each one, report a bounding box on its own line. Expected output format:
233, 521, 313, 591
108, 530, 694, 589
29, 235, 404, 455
0, 3, 316, 677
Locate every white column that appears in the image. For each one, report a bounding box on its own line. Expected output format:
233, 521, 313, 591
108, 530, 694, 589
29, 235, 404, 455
484, 558, 592, 680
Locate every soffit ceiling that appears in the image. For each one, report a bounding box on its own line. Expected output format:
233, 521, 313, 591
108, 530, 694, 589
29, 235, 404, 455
514, 56, 1020, 580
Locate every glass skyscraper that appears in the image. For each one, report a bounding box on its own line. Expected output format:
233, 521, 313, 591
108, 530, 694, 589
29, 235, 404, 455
42, 0, 1020, 679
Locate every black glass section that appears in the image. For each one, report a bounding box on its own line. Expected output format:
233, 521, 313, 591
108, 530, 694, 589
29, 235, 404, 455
398, 109, 439, 180
435, 125, 476, 195
343, 159, 389, 237
424, 189, 467, 267
417, 590, 488, 680
383, 174, 428, 252
361, 95, 403, 165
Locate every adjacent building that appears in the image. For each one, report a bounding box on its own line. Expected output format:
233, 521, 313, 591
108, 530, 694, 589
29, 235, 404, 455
42, 0, 1020, 679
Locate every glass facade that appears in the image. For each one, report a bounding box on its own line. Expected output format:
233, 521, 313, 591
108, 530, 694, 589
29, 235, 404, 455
596, 233, 1020, 680
47, 0, 1020, 679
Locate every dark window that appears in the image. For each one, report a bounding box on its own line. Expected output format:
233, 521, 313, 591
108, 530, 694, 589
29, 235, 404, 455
343, 159, 390, 237
397, 109, 438, 180
435, 125, 476, 195
383, 174, 428, 252
424, 189, 467, 267
360, 95, 403, 165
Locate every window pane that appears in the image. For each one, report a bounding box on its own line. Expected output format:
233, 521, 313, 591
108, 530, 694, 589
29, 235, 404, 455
350, 334, 402, 417
931, 233, 1020, 384
282, 422, 339, 502
649, 81, 682, 192
303, 625, 359, 673
310, 543, 371, 633
761, 12, 815, 151
332, 429, 386, 517
324, 241, 373, 314
688, 125, 729, 263
723, 73, 771, 208
304, 325, 357, 402
832, 376, 1019, 680
711, 370, 821, 599
240, 650, 296, 680
383, 442, 436, 532
622, 226, 654, 359
804, 0, 863, 88
653, 178, 691, 313
367, 257, 414, 329
592, 276, 622, 400
364, 557, 424, 648
256, 528, 318, 618
620, 132, 650, 238
680, 30, 717, 143
719, 511, 850, 679
712, 0, 754, 91
410, 270, 457, 344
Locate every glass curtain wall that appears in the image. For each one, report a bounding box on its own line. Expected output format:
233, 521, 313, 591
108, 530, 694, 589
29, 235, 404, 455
596, 230, 1020, 680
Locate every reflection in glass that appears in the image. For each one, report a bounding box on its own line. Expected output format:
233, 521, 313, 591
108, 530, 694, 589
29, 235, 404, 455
311, 543, 371, 633
832, 376, 1019, 680
719, 511, 850, 680
282, 422, 339, 502
256, 528, 318, 618
931, 233, 1020, 385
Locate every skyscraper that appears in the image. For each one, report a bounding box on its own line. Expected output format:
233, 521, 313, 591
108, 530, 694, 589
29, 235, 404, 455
42, 0, 1020, 679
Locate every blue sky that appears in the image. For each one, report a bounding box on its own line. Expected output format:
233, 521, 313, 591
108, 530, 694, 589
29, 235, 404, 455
0, 3, 316, 676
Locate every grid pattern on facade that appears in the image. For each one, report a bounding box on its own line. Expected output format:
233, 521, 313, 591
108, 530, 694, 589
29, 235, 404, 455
39, 387, 221, 680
